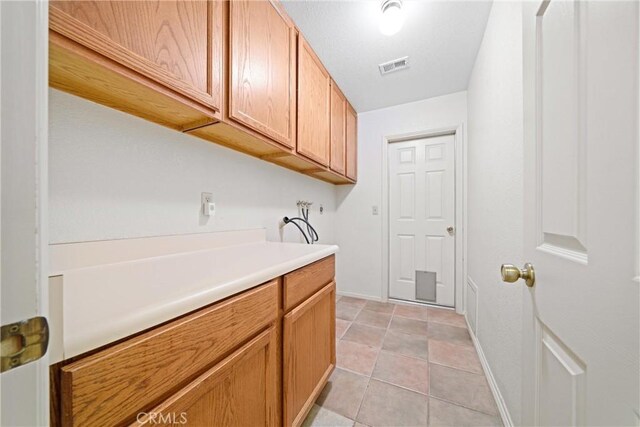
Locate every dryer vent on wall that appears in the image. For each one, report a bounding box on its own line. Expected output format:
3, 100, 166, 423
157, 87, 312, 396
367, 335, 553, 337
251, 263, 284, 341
379, 56, 409, 75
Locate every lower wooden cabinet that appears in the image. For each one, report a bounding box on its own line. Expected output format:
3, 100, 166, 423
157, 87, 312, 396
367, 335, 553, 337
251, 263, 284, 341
138, 327, 278, 427
283, 282, 336, 426
51, 257, 336, 427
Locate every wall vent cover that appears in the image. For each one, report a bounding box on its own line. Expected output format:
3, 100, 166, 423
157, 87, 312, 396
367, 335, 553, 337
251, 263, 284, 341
379, 56, 409, 75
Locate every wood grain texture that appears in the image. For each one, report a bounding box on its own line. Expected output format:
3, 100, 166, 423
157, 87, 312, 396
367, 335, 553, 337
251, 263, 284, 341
132, 327, 279, 427
229, 0, 296, 148
50, 32, 218, 131
186, 121, 355, 184
345, 103, 358, 181
60, 280, 278, 427
296, 35, 331, 166
50, 0, 222, 110
283, 255, 335, 313
283, 282, 336, 427
329, 81, 347, 175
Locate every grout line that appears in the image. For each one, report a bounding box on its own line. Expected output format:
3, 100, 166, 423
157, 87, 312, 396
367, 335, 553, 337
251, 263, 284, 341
427, 394, 502, 419
352, 303, 396, 423
428, 360, 484, 376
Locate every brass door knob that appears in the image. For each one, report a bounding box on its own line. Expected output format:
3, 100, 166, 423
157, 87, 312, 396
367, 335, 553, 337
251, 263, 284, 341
501, 263, 535, 287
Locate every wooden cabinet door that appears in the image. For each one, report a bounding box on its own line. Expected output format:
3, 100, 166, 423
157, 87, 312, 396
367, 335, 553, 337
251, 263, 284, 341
329, 82, 346, 175
49, 0, 222, 111
229, 0, 296, 148
283, 282, 336, 426
297, 36, 331, 166
135, 327, 278, 427
345, 103, 358, 181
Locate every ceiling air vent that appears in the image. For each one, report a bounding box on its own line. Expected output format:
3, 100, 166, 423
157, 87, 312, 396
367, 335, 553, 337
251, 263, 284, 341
379, 56, 409, 75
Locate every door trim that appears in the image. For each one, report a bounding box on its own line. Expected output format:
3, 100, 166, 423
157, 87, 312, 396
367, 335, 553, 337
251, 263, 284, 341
381, 124, 466, 313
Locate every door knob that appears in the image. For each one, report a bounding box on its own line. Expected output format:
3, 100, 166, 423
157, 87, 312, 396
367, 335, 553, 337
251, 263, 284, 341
446, 226, 454, 235
501, 263, 535, 287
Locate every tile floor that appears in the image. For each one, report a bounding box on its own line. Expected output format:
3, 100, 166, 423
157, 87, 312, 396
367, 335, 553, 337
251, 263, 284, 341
303, 296, 502, 427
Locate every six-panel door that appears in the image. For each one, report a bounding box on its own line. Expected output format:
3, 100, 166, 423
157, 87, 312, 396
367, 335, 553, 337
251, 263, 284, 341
229, 0, 297, 148
49, 0, 223, 111
297, 36, 331, 166
283, 282, 336, 426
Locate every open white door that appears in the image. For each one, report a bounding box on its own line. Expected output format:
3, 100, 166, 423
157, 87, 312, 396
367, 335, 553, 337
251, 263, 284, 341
0, 1, 50, 425
520, 1, 639, 425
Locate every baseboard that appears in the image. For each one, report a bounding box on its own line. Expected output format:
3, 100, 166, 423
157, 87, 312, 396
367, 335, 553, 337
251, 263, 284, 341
466, 318, 514, 427
336, 291, 382, 302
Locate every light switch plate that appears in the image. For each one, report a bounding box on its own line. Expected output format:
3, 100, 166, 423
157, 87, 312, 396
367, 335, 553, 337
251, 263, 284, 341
372, 206, 379, 215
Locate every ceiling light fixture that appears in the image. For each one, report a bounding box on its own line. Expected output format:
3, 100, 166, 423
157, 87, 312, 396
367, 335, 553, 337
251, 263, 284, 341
379, 0, 404, 36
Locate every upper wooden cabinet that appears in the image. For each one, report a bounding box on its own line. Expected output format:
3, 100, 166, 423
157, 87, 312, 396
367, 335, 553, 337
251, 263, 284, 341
48, 0, 223, 132
49, 0, 357, 184
346, 103, 358, 181
297, 36, 331, 167
229, 0, 296, 148
329, 82, 347, 175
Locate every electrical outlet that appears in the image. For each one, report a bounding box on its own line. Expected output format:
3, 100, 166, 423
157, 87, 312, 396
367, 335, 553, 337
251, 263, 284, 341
201, 192, 215, 217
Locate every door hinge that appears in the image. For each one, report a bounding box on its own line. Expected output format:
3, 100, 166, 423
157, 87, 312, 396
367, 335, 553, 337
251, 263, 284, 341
1, 316, 48, 373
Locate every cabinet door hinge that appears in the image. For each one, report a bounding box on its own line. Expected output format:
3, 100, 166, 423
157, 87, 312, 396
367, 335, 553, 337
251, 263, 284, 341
1, 316, 49, 373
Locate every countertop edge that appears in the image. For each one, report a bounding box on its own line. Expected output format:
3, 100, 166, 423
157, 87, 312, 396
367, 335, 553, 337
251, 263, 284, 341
57, 245, 338, 362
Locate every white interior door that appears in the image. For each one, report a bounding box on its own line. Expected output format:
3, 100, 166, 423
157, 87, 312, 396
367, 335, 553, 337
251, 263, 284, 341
388, 134, 455, 307
0, 1, 50, 425
521, 1, 639, 425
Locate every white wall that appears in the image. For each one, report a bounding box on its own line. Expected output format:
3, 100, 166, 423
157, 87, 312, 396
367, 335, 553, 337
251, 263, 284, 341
49, 89, 336, 245
335, 92, 467, 300
466, 1, 524, 424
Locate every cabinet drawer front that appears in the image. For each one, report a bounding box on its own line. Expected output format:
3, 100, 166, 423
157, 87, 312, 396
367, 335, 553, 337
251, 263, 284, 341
283, 255, 335, 312
133, 327, 278, 427
229, 0, 296, 148
283, 282, 336, 427
49, 0, 222, 110
61, 280, 278, 427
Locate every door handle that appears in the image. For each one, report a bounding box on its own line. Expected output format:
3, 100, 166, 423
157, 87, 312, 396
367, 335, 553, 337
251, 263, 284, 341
501, 263, 535, 287
446, 226, 454, 235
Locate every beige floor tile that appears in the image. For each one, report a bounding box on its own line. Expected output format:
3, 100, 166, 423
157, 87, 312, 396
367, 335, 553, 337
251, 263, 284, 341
340, 296, 368, 308
427, 322, 473, 347
389, 316, 429, 337
371, 351, 429, 394
337, 301, 363, 321
364, 300, 396, 314
337, 340, 379, 376
429, 339, 483, 374
302, 404, 355, 427
428, 308, 468, 328
342, 323, 386, 348
354, 309, 392, 329
429, 364, 498, 416
428, 398, 502, 426
394, 304, 430, 321
317, 368, 369, 420
382, 330, 429, 360
336, 295, 342, 303
336, 318, 352, 340
356, 379, 428, 426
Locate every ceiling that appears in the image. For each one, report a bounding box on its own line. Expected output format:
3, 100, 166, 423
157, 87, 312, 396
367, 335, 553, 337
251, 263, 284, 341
281, 0, 492, 112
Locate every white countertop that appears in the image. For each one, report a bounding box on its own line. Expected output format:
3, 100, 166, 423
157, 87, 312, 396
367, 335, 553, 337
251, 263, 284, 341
49, 230, 338, 362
